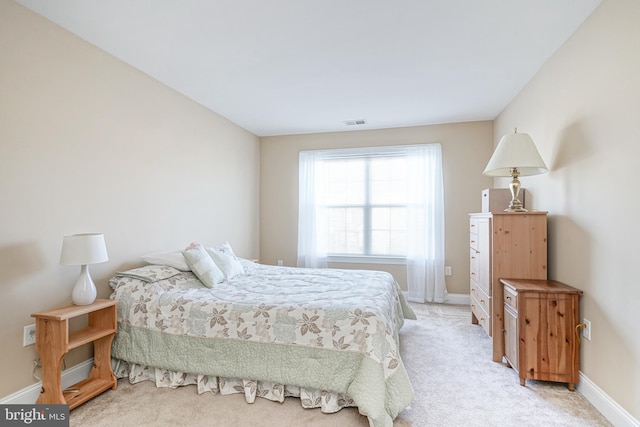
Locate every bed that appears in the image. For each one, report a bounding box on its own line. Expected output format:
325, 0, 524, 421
109, 244, 416, 427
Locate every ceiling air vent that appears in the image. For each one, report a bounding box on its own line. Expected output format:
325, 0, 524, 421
344, 119, 367, 126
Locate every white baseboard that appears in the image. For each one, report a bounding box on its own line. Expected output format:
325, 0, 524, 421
445, 293, 470, 305
577, 372, 639, 427
0, 359, 93, 404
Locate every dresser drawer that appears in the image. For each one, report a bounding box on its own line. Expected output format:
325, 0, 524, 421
469, 217, 479, 235
470, 292, 491, 336
469, 233, 479, 251
504, 284, 518, 312
471, 282, 491, 315
470, 248, 479, 280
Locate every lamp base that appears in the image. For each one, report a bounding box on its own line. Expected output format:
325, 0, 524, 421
506, 169, 527, 213
505, 206, 528, 212
72, 265, 97, 306
505, 198, 527, 212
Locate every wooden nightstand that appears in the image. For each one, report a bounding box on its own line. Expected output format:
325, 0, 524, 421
31, 299, 117, 409
500, 279, 583, 390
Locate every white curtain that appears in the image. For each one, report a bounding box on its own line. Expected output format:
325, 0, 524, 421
405, 143, 446, 303
297, 151, 328, 268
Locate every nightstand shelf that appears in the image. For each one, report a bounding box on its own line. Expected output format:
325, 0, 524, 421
31, 299, 117, 409
68, 326, 115, 349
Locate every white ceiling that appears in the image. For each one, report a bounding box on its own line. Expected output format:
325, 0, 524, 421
16, 0, 601, 137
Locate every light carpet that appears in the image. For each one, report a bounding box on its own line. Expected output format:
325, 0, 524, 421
70, 303, 611, 426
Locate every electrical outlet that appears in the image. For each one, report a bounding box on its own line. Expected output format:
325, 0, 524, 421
445, 266, 452, 276
582, 318, 591, 341
23, 324, 36, 346
277, 259, 284, 266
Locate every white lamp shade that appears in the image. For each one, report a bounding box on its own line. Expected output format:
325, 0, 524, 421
483, 131, 549, 177
60, 233, 109, 265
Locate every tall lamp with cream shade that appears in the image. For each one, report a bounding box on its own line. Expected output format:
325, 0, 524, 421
60, 233, 109, 305
483, 129, 549, 212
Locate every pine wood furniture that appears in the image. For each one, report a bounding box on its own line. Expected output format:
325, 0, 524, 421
469, 212, 548, 362
501, 278, 583, 390
31, 299, 117, 409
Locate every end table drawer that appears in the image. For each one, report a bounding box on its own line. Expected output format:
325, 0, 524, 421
504, 285, 518, 311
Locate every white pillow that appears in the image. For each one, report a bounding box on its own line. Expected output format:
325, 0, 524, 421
182, 245, 224, 288
142, 250, 191, 271
207, 247, 245, 280
213, 241, 238, 257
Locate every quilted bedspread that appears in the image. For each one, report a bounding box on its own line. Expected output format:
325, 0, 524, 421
109, 261, 415, 427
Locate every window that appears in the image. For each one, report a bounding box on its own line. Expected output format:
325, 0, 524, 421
297, 143, 446, 303
324, 154, 409, 258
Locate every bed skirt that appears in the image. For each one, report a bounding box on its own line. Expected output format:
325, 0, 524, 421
112, 358, 358, 415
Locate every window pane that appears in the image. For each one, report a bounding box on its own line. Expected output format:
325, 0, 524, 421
372, 207, 407, 231
325, 159, 365, 205
371, 207, 407, 255
327, 207, 363, 254
370, 156, 407, 204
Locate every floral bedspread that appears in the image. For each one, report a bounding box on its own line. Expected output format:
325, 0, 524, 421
109, 261, 415, 427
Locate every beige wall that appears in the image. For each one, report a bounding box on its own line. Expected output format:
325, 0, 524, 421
260, 121, 494, 295
9, 0, 635, 420
494, 0, 639, 419
0, 1, 260, 398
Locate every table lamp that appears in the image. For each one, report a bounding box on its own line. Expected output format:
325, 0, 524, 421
60, 233, 109, 305
483, 128, 548, 212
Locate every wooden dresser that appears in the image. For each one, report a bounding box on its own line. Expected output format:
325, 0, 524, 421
469, 212, 548, 362
501, 279, 583, 390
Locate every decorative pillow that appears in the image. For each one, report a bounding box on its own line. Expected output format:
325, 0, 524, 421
116, 265, 182, 283
213, 241, 238, 257
182, 245, 224, 288
142, 250, 191, 271
206, 247, 245, 280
